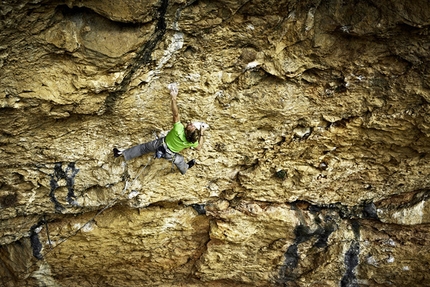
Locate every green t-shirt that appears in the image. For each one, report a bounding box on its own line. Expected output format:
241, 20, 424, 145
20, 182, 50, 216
165, 122, 198, 153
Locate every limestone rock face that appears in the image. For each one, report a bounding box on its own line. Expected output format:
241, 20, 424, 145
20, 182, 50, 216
1, 0, 430, 286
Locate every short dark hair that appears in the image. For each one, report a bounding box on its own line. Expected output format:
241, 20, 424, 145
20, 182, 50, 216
186, 129, 199, 143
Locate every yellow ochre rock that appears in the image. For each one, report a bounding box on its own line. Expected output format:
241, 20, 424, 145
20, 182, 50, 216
1, 0, 430, 286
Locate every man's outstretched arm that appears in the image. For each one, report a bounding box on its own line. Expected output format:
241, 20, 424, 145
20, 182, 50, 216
170, 87, 180, 123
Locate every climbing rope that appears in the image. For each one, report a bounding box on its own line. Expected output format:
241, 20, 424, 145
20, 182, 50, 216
44, 157, 153, 255
0, 157, 153, 286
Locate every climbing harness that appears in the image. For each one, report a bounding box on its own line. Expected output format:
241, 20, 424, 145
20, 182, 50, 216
154, 138, 177, 172
155, 145, 167, 159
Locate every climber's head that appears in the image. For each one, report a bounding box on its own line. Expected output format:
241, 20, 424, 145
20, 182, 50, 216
185, 122, 199, 143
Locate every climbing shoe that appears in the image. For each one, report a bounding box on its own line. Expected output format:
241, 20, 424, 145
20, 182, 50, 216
113, 148, 122, 158
187, 159, 196, 169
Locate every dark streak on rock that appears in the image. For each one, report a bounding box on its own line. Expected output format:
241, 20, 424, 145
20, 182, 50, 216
341, 241, 360, 287
49, 162, 80, 212
49, 162, 65, 212
277, 220, 338, 286
307, 200, 379, 220
277, 244, 299, 285
65, 162, 80, 205
362, 200, 378, 219
341, 220, 360, 287
191, 204, 206, 215
314, 222, 337, 248
29, 222, 44, 260
104, 0, 169, 113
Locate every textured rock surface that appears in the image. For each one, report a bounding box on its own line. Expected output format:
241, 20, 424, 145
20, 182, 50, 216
1, 0, 430, 286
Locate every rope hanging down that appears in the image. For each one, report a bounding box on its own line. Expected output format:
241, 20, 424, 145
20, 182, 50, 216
1, 158, 153, 287
43, 157, 153, 256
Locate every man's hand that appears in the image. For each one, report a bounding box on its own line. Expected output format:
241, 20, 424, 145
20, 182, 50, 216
169, 83, 178, 100
170, 87, 178, 99
195, 126, 207, 151
200, 126, 208, 135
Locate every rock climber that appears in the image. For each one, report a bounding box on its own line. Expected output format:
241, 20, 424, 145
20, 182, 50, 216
113, 85, 207, 174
